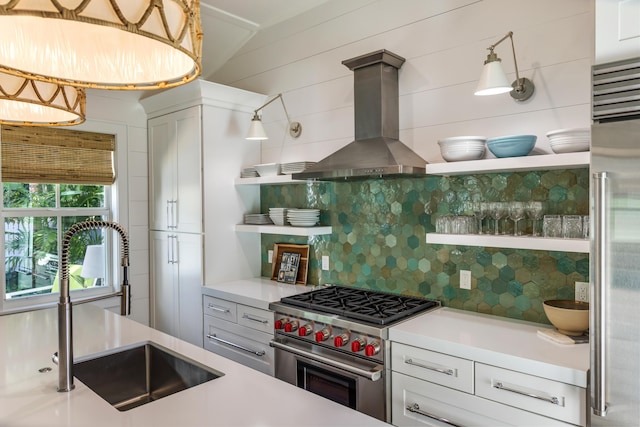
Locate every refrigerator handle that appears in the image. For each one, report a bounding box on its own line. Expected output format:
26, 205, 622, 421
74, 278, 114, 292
592, 171, 608, 417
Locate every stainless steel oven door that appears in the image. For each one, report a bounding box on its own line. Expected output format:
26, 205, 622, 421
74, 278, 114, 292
272, 338, 385, 421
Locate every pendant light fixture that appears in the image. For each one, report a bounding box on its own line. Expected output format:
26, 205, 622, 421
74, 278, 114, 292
246, 94, 302, 140
0, 1, 202, 91
0, 72, 85, 126
474, 31, 535, 102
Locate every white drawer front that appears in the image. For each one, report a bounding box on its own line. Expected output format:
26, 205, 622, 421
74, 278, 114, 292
237, 304, 274, 334
392, 342, 474, 393
204, 317, 274, 376
203, 295, 236, 323
475, 363, 586, 426
392, 372, 572, 427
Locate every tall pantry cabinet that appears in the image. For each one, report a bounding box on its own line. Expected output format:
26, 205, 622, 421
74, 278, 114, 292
141, 80, 263, 347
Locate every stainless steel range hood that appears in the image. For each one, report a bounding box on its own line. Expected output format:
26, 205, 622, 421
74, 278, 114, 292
294, 49, 427, 181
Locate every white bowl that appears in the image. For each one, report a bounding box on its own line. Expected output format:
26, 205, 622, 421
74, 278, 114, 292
549, 140, 590, 153
437, 136, 486, 162
254, 163, 281, 177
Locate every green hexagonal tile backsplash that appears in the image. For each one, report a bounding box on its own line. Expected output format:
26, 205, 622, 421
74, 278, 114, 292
260, 169, 589, 325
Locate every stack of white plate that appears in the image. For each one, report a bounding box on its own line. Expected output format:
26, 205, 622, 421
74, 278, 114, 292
240, 167, 258, 178
287, 209, 320, 227
546, 128, 590, 153
281, 161, 317, 174
244, 213, 272, 225
268, 208, 287, 226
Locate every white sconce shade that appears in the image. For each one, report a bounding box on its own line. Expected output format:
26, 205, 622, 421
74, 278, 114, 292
474, 60, 512, 96
246, 115, 269, 140
0, 1, 202, 91
81, 245, 105, 280
474, 31, 535, 102
0, 72, 85, 126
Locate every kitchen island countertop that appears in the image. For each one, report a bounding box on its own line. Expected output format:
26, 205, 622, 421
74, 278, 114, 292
0, 304, 388, 426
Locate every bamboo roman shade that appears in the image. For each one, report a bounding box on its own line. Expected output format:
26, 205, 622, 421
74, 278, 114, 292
0, 125, 115, 185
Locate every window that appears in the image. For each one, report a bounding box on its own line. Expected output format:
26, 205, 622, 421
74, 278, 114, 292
1, 125, 115, 308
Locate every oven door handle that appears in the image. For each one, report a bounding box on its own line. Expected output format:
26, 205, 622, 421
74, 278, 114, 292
270, 340, 383, 381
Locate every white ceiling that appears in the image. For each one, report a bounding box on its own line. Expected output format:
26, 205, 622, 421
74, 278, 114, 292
199, 0, 328, 80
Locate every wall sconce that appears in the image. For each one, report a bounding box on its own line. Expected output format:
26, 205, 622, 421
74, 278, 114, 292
246, 93, 302, 141
474, 31, 535, 102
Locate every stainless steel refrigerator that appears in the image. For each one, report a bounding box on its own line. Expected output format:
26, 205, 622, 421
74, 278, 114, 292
590, 57, 640, 426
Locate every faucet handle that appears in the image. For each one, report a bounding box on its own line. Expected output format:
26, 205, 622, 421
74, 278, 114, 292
52, 351, 59, 365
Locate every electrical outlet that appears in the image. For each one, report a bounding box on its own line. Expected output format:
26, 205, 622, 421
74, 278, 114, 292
322, 255, 330, 271
575, 281, 589, 302
268, 250, 273, 263
460, 270, 471, 290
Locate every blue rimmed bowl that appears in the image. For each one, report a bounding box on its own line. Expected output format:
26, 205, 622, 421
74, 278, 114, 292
487, 135, 537, 158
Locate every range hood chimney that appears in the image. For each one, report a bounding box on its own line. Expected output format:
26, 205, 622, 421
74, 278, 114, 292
294, 49, 427, 180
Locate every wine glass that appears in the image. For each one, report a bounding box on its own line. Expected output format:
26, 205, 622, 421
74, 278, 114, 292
509, 202, 526, 236
470, 202, 487, 234
489, 202, 505, 235
526, 201, 544, 236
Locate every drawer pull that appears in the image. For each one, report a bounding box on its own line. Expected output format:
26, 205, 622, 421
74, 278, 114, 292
493, 381, 561, 406
407, 403, 462, 427
242, 313, 269, 324
405, 358, 455, 376
206, 334, 266, 357
207, 304, 230, 313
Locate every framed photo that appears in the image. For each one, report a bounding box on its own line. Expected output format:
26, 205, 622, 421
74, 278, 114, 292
277, 251, 301, 284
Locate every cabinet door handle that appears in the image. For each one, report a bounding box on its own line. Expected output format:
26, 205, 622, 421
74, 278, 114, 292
166, 200, 171, 229
406, 403, 462, 427
171, 199, 178, 229
207, 304, 230, 313
405, 358, 455, 376
242, 313, 269, 324
493, 381, 562, 406
171, 234, 178, 264
206, 334, 265, 357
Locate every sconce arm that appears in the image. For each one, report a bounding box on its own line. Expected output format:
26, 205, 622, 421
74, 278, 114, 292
253, 93, 302, 138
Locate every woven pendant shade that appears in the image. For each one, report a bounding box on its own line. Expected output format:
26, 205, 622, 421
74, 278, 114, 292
0, 1, 202, 90
1, 125, 115, 185
0, 72, 85, 126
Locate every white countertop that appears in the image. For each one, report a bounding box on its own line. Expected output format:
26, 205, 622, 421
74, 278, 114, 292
389, 307, 590, 388
202, 277, 317, 309
0, 304, 388, 427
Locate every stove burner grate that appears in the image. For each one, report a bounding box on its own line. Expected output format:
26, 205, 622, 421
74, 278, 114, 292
279, 286, 438, 325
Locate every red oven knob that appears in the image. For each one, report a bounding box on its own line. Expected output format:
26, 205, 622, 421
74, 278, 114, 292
274, 319, 284, 330
299, 324, 313, 337
315, 328, 330, 342
284, 320, 299, 333
334, 333, 349, 347
365, 342, 380, 357
351, 337, 366, 352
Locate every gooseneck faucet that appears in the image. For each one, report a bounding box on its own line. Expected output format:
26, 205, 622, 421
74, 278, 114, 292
57, 220, 131, 392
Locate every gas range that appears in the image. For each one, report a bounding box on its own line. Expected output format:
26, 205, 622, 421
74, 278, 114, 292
269, 285, 439, 422
270, 285, 439, 361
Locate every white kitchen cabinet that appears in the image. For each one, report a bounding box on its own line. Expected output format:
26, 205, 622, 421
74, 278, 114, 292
392, 371, 573, 426
203, 294, 275, 375
595, 0, 640, 64
148, 106, 202, 234
150, 230, 203, 347
201, 278, 313, 375
143, 80, 264, 346
389, 308, 589, 427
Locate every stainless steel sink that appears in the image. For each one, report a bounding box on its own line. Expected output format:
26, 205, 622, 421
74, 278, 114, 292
74, 342, 224, 411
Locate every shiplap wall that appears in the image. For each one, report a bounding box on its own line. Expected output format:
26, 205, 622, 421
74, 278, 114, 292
210, 0, 594, 165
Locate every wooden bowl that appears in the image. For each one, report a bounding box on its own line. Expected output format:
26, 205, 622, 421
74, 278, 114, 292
543, 300, 589, 336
